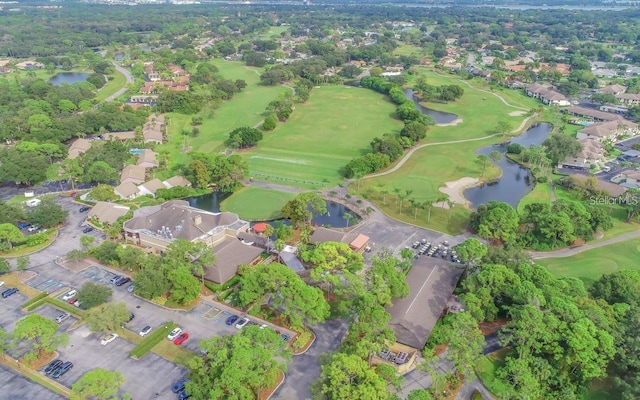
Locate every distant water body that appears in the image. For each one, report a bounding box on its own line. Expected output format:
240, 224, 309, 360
390, 3, 631, 11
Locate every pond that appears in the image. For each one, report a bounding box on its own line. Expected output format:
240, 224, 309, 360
187, 192, 360, 228
403, 88, 459, 124
464, 122, 554, 209
48, 72, 91, 86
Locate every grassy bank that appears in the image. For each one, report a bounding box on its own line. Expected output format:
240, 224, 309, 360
220, 187, 296, 221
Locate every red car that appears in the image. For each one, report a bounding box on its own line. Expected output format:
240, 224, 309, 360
173, 332, 189, 345
67, 298, 77, 305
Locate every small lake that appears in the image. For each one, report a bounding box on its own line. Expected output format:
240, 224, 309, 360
403, 88, 458, 124
464, 122, 553, 209
187, 192, 359, 228
48, 72, 91, 86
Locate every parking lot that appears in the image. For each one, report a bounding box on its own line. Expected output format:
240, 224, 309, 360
52, 326, 186, 399
0, 364, 65, 400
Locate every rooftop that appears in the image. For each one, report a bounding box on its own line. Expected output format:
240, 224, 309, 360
208, 238, 263, 284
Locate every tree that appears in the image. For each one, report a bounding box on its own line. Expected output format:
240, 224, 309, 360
134, 266, 170, 299
26, 198, 68, 228
489, 150, 502, 163
77, 282, 113, 309
496, 120, 513, 136
85, 302, 131, 334
542, 133, 581, 165
302, 241, 364, 295
454, 238, 488, 271
188, 326, 291, 399
16, 256, 30, 272
470, 201, 519, 244
82, 161, 118, 184
0, 258, 9, 274
0, 223, 25, 251
80, 235, 96, 251
281, 192, 326, 227
167, 266, 201, 304
590, 270, 640, 307
318, 352, 389, 400
90, 184, 117, 202
477, 154, 491, 179
445, 312, 484, 375
262, 114, 278, 131
70, 368, 125, 400
60, 158, 84, 190
12, 314, 68, 361
227, 126, 263, 148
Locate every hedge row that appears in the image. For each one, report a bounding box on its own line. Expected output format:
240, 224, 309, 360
21, 292, 49, 310
130, 322, 177, 359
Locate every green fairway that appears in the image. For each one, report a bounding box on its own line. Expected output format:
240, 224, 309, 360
517, 182, 551, 214
243, 85, 403, 187
536, 238, 640, 286
95, 69, 127, 101
158, 61, 288, 168
220, 187, 296, 221
352, 70, 540, 234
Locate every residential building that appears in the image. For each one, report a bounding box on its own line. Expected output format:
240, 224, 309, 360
562, 138, 605, 169
138, 178, 166, 197
114, 181, 141, 200
600, 84, 628, 96
162, 175, 192, 188
136, 149, 159, 168
566, 106, 626, 122
621, 170, 640, 188
575, 120, 638, 142
104, 131, 137, 142
524, 83, 570, 106
143, 114, 164, 144
616, 93, 640, 106
67, 138, 92, 159
87, 202, 130, 225
120, 165, 147, 185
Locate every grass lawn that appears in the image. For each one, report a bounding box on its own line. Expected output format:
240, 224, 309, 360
152, 340, 197, 368
259, 26, 288, 39
536, 237, 640, 287
475, 349, 512, 397
220, 187, 296, 221
517, 182, 551, 214
564, 123, 583, 138
243, 85, 403, 187
94, 69, 127, 101
157, 60, 288, 168
393, 43, 427, 57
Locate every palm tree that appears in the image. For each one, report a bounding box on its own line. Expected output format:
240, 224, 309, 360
393, 187, 402, 208
436, 195, 448, 217
446, 199, 455, 221
426, 200, 434, 223
263, 224, 275, 251
397, 192, 406, 214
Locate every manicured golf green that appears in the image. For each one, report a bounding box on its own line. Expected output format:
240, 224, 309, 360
220, 187, 296, 221
243, 85, 403, 187
536, 238, 640, 287
159, 61, 288, 167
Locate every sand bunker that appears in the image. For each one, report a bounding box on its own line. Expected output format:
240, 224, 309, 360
437, 118, 463, 127
438, 177, 480, 206
509, 111, 527, 117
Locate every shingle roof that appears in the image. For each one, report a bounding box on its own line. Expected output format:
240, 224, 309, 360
139, 178, 166, 195
120, 165, 146, 184
567, 106, 624, 121
114, 182, 140, 198
387, 258, 463, 349
207, 238, 263, 283
309, 227, 345, 245
279, 251, 305, 273
87, 202, 130, 225
163, 175, 192, 188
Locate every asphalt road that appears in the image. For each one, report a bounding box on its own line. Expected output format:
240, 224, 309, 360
104, 63, 134, 103
0, 364, 65, 400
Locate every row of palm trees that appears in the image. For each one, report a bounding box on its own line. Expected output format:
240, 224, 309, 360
377, 184, 455, 222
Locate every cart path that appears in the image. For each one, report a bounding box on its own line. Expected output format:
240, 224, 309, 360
530, 229, 640, 259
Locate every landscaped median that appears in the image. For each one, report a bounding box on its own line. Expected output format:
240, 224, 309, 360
129, 322, 177, 360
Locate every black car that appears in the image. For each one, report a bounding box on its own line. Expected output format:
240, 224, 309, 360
172, 379, 190, 393
116, 277, 131, 286
51, 361, 73, 379
79, 206, 90, 212
82, 227, 94, 233
2, 288, 19, 298
44, 359, 63, 375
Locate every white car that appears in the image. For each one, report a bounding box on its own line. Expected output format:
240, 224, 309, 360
167, 327, 182, 341
139, 326, 152, 337
62, 290, 77, 301
101, 333, 118, 345
0, 281, 4, 288
235, 318, 250, 329
259, 324, 268, 330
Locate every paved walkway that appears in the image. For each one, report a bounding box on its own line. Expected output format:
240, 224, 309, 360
531, 229, 640, 259
104, 63, 134, 102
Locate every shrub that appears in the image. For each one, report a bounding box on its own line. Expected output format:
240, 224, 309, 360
21, 292, 49, 309
151, 296, 167, 306
292, 331, 313, 352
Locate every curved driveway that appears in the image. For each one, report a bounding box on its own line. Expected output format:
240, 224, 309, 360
104, 63, 134, 103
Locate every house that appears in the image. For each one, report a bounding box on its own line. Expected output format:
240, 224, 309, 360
138, 178, 166, 197
120, 165, 147, 185
279, 246, 305, 273
576, 120, 639, 142
386, 257, 463, 350
87, 202, 130, 225
162, 175, 192, 189
562, 175, 628, 198
525, 83, 570, 106
600, 84, 627, 96
562, 138, 605, 169
123, 200, 250, 252
136, 149, 159, 168
114, 181, 141, 200
566, 106, 625, 122
309, 227, 346, 245
104, 131, 137, 142
616, 93, 640, 106
621, 170, 640, 188
142, 115, 164, 144
15, 61, 44, 70
207, 238, 263, 284
67, 138, 92, 159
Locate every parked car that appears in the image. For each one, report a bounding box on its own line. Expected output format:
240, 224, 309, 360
82, 227, 94, 233
74, 301, 82, 309
17, 222, 30, 229
172, 379, 190, 393
260, 324, 268, 330
115, 277, 131, 286
139, 326, 152, 337
167, 327, 182, 341
51, 361, 73, 379
281, 333, 291, 342
79, 206, 90, 212
101, 333, 118, 345
67, 298, 77, 305
235, 318, 250, 329
44, 359, 63, 375
225, 315, 239, 325
0, 281, 4, 287
128, 284, 135, 293
28, 224, 40, 232
55, 313, 70, 324
173, 333, 189, 345
62, 290, 77, 301
178, 389, 191, 400
2, 288, 19, 298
